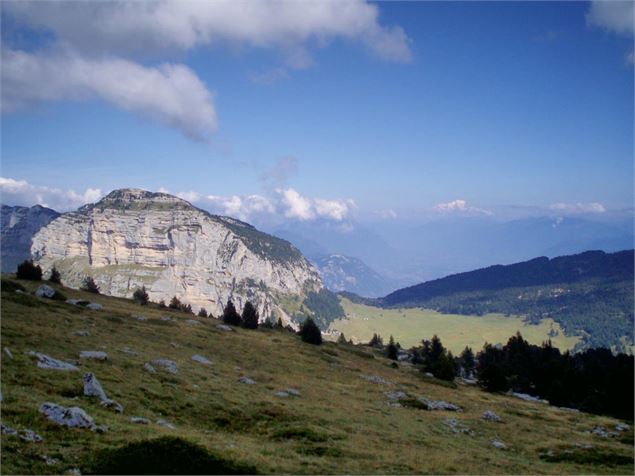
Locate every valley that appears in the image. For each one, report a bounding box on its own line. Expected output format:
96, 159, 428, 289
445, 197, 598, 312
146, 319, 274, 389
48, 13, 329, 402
328, 297, 581, 352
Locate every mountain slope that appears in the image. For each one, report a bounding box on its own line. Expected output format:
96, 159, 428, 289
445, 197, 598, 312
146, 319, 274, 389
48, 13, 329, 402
1, 279, 632, 475
28, 188, 341, 327
0, 204, 60, 273
381, 250, 634, 352
313, 254, 393, 298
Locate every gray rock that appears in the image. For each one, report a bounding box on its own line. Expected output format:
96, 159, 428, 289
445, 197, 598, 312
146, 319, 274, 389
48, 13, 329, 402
558, 406, 580, 413
151, 359, 178, 374
616, 423, 630, 432
285, 388, 301, 397
86, 303, 103, 311
186, 319, 200, 325
274, 391, 289, 397
509, 391, 548, 404
121, 347, 138, 356
1, 423, 18, 436
156, 419, 176, 430
160, 316, 173, 322
75, 330, 91, 337
136, 315, 148, 321
491, 440, 507, 450
143, 362, 157, 374
419, 397, 462, 411
360, 374, 393, 385
4, 347, 13, 359
591, 426, 619, 438
385, 391, 408, 401
39, 402, 94, 429
239, 376, 256, 385
101, 399, 124, 413
445, 418, 473, 435
66, 299, 84, 306
130, 416, 151, 424
79, 351, 108, 361
29, 352, 79, 371
83, 373, 108, 401
216, 324, 233, 332
423, 372, 434, 378
92, 424, 109, 433
35, 284, 56, 298
42, 455, 58, 465
65, 468, 81, 475
20, 429, 43, 442
482, 410, 502, 422
191, 354, 212, 365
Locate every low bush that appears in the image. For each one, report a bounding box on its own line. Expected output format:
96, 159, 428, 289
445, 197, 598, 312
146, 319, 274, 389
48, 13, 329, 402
16, 260, 42, 281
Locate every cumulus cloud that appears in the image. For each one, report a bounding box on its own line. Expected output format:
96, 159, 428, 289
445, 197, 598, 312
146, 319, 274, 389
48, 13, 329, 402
5, 0, 412, 64
0, 177, 103, 211
548, 202, 606, 214
1, 48, 217, 140
205, 194, 276, 221
433, 199, 493, 216
587, 1, 634, 36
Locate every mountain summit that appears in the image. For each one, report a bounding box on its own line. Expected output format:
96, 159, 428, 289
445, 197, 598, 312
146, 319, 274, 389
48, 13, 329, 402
30, 188, 338, 325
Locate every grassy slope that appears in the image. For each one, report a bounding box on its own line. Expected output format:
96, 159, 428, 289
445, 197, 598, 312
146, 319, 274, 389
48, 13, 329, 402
330, 297, 581, 353
1, 280, 632, 475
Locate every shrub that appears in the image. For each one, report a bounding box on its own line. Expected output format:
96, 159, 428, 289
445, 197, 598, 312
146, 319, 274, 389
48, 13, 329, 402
133, 286, 149, 305
158, 299, 166, 308
241, 301, 259, 329
198, 308, 208, 318
222, 299, 242, 326
368, 333, 383, 348
86, 436, 256, 475
48, 267, 61, 284
182, 303, 193, 314
81, 276, 100, 294
261, 318, 274, 329
299, 317, 322, 345
387, 335, 398, 361
169, 296, 182, 310
16, 260, 42, 281
337, 333, 348, 345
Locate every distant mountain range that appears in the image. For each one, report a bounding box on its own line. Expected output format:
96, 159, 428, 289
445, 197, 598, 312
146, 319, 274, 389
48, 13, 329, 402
374, 250, 634, 353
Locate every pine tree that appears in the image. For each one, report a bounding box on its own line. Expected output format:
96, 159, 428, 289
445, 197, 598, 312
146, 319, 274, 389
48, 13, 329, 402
387, 335, 398, 360
276, 317, 284, 329
298, 317, 322, 345
198, 308, 208, 318
222, 299, 242, 326
48, 267, 61, 284
169, 296, 182, 310
16, 260, 42, 281
133, 286, 149, 305
369, 333, 384, 348
241, 301, 259, 329
158, 299, 166, 308
81, 276, 100, 294
459, 346, 476, 377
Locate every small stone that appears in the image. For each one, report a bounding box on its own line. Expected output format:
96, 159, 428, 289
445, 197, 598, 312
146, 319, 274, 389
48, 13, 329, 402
492, 440, 507, 450
616, 423, 630, 432
130, 417, 151, 424
121, 347, 138, 356
136, 316, 147, 321
86, 303, 103, 311
150, 359, 178, 374
191, 354, 212, 365
192, 384, 200, 389
186, 319, 200, 325
482, 410, 502, 422
39, 402, 94, 429
286, 388, 301, 397
35, 285, 56, 299
274, 391, 289, 398
4, 347, 14, 359
423, 372, 434, 378
1, 423, 18, 435
20, 429, 43, 442
65, 468, 81, 475
79, 351, 108, 361
29, 352, 79, 371
42, 455, 58, 466
385, 391, 408, 401
92, 424, 109, 433
143, 363, 157, 374
75, 330, 91, 337
170, 342, 178, 348
239, 376, 256, 385
216, 324, 234, 332
101, 399, 124, 413
156, 419, 176, 430
360, 374, 393, 385
160, 316, 173, 322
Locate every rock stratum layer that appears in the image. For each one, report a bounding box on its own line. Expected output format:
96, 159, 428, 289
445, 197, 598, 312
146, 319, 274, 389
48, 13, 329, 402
30, 189, 325, 324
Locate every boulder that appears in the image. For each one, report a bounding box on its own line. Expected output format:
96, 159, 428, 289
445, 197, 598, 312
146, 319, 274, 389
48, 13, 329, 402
75, 330, 91, 337
274, 391, 289, 398
191, 355, 212, 365
29, 352, 79, 371
156, 419, 176, 430
509, 391, 548, 404
83, 373, 108, 401
591, 426, 618, 438
360, 374, 393, 385
239, 376, 256, 385
20, 429, 44, 443
385, 391, 408, 401
136, 316, 147, 321
35, 285, 56, 299
121, 347, 138, 356
419, 397, 462, 411
216, 324, 234, 332
445, 418, 473, 435
39, 402, 94, 429
1, 424, 18, 435
86, 303, 103, 311
150, 359, 178, 374
491, 440, 507, 450
130, 417, 151, 424
143, 363, 157, 374
101, 399, 124, 413
482, 410, 502, 422
616, 423, 630, 432
286, 388, 301, 397
79, 351, 108, 361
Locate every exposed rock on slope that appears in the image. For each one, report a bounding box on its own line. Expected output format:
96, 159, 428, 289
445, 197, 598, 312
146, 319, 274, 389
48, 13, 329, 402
31, 189, 326, 324
1, 205, 59, 273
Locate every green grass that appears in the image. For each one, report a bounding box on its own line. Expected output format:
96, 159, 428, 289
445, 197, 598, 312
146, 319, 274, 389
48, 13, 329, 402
1, 279, 631, 474
329, 297, 581, 352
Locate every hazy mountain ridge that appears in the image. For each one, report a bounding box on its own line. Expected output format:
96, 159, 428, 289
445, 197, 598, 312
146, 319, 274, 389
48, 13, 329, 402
23, 189, 343, 326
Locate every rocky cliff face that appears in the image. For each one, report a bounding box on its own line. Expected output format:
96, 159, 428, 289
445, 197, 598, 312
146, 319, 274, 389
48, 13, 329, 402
31, 189, 326, 325
1, 205, 60, 273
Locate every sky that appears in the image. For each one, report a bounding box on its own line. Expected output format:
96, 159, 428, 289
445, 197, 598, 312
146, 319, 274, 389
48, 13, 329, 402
1, 0, 633, 229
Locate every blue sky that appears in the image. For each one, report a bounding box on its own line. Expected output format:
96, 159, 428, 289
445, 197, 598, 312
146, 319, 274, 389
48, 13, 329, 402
1, 1, 633, 226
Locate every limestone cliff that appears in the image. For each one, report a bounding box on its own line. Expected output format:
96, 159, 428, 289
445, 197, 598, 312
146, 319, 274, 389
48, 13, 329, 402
30, 189, 329, 325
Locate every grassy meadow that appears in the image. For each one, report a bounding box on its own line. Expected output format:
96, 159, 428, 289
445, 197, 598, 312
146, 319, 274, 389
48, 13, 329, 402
1, 279, 631, 474
329, 297, 581, 353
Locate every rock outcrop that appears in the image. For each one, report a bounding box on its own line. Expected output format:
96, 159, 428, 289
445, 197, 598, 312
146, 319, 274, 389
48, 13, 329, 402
1, 204, 59, 273
30, 189, 327, 325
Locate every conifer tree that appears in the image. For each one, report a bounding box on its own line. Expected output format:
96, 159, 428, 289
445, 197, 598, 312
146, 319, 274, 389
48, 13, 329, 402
222, 299, 242, 326
133, 286, 149, 305
198, 308, 208, 318
298, 317, 322, 345
241, 301, 259, 329
387, 335, 398, 360
82, 276, 100, 294
48, 267, 61, 284
16, 260, 42, 281
337, 333, 348, 345
169, 296, 182, 310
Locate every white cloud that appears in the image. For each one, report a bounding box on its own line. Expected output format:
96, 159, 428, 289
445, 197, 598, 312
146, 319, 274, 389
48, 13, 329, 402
205, 194, 276, 221
1, 48, 217, 140
433, 199, 493, 216
5, 0, 412, 65
587, 1, 634, 36
549, 202, 606, 214
0, 177, 103, 211
375, 209, 398, 219
280, 188, 315, 220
